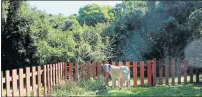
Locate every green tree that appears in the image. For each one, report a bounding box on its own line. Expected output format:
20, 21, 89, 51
77, 4, 115, 26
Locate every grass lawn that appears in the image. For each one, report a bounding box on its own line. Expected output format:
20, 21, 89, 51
100, 84, 202, 96
98, 75, 202, 96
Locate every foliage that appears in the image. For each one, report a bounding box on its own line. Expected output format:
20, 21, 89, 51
1, 1, 202, 70
77, 4, 115, 26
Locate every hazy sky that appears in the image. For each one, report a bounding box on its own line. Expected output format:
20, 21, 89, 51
29, 1, 122, 16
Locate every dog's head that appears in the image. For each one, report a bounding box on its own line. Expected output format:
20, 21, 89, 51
102, 64, 112, 73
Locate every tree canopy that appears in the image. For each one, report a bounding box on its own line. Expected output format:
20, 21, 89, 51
1, 1, 202, 70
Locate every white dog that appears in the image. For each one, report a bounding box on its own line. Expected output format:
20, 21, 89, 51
103, 64, 130, 89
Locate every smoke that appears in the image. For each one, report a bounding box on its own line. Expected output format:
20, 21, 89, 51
184, 38, 202, 68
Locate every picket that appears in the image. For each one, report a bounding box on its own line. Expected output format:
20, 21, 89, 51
26, 67, 31, 96
19, 68, 24, 96
140, 61, 144, 86
133, 61, 137, 86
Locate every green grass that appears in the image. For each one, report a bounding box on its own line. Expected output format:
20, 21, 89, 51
100, 84, 202, 96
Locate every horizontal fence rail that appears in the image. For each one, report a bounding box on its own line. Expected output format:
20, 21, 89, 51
1, 58, 202, 96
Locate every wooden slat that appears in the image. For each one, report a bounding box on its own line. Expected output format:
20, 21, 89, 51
26, 67, 30, 96
60, 63, 63, 80
147, 61, 152, 86
12, 69, 17, 96
81, 64, 84, 80
6, 70, 11, 96
190, 58, 193, 83
152, 58, 156, 86
87, 62, 91, 80
1, 71, 3, 96
133, 61, 137, 86
165, 58, 169, 85
196, 58, 200, 83
75, 62, 78, 81
119, 61, 123, 86
92, 62, 96, 78
69, 62, 73, 80
64, 62, 67, 79
53, 64, 55, 87
140, 61, 144, 87
58, 63, 60, 84
177, 58, 181, 84
159, 60, 163, 85
171, 58, 175, 85
61, 63, 63, 80
112, 62, 116, 87
32, 67, 36, 96
184, 59, 187, 84
97, 62, 102, 77
37, 66, 41, 96
19, 68, 24, 96
104, 61, 109, 86
43, 65, 47, 96
50, 64, 52, 92
55, 64, 58, 84
47, 65, 50, 94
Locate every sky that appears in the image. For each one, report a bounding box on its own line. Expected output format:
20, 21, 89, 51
29, 1, 122, 16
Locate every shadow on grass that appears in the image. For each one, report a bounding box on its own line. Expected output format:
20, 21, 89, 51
100, 83, 202, 96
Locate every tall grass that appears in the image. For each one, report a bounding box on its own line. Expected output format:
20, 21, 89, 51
51, 76, 106, 96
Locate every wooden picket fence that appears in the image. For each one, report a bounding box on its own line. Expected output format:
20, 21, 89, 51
1, 58, 201, 96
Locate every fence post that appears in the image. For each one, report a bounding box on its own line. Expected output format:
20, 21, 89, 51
75, 62, 78, 81
37, 66, 41, 96
32, 67, 37, 96
6, 70, 10, 96
12, 69, 17, 96
97, 62, 102, 77
69, 62, 73, 80
159, 60, 163, 85
64, 62, 67, 80
82, 64, 85, 80
177, 58, 181, 84
47, 65, 50, 94
152, 58, 156, 86
140, 61, 144, 87
50, 64, 53, 90
26, 67, 30, 96
86, 62, 90, 80
55, 63, 57, 84
43, 65, 47, 96
53, 64, 55, 87
19, 68, 24, 96
171, 58, 175, 85
184, 59, 187, 84
119, 61, 123, 86
147, 60, 152, 86
92, 62, 96, 78
133, 61, 137, 86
